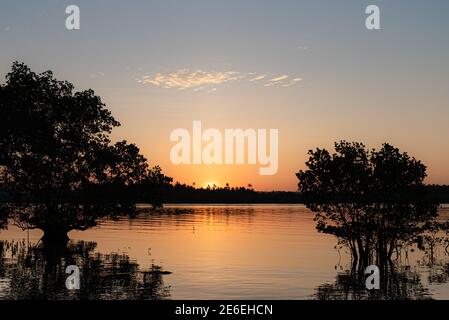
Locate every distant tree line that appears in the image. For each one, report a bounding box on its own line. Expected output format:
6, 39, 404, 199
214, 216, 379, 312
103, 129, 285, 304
2, 183, 449, 206
425, 185, 449, 203
158, 182, 304, 204
159, 183, 449, 204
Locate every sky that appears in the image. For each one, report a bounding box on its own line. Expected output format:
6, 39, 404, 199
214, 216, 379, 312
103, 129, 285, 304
0, 0, 448, 191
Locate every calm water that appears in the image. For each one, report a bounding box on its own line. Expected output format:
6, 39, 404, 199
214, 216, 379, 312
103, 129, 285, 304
1, 204, 449, 300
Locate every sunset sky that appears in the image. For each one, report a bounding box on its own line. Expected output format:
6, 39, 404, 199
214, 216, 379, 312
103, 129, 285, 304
1, 0, 448, 191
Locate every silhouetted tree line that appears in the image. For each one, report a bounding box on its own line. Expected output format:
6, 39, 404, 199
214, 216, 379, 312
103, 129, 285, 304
158, 182, 303, 204
1, 183, 449, 208
425, 185, 449, 203
153, 183, 449, 204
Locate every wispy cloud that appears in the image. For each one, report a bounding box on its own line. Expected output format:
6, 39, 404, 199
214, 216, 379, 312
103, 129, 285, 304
138, 69, 241, 90
137, 69, 301, 92
282, 77, 302, 87
268, 75, 289, 83
264, 75, 298, 87
249, 74, 266, 82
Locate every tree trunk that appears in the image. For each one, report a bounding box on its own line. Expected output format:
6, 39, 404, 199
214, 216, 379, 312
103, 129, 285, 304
41, 203, 70, 244
41, 227, 69, 244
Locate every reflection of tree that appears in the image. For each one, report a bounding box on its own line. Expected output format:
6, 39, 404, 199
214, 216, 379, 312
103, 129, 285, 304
425, 263, 449, 285
416, 239, 449, 285
0, 240, 171, 300
314, 233, 449, 300
314, 264, 430, 300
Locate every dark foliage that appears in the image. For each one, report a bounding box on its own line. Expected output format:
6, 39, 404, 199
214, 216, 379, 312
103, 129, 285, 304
0, 62, 172, 241
297, 141, 441, 268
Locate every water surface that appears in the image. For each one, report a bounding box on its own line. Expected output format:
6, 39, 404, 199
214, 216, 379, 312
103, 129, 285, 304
1, 204, 449, 299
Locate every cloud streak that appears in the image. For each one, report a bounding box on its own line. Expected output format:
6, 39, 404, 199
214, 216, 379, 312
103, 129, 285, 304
268, 75, 289, 83
282, 77, 302, 87
137, 69, 301, 92
249, 74, 266, 82
138, 69, 241, 90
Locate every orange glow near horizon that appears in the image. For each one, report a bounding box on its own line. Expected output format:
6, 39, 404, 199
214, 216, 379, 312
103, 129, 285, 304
202, 181, 221, 188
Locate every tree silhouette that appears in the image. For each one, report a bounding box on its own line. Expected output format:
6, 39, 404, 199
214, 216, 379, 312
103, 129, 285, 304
297, 141, 440, 270
0, 206, 7, 230
0, 62, 172, 242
